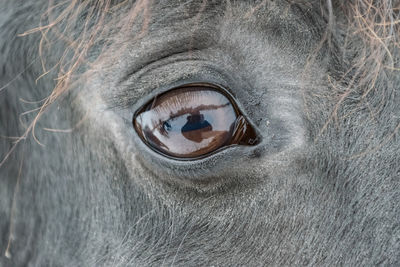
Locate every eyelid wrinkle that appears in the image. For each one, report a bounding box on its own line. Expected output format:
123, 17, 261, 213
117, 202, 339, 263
118, 35, 212, 85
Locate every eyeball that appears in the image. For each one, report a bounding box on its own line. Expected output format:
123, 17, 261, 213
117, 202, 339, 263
133, 83, 259, 159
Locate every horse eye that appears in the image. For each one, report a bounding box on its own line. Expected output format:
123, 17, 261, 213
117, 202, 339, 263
133, 83, 259, 159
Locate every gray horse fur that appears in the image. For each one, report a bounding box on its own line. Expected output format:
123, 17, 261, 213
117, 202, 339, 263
1, 0, 399, 266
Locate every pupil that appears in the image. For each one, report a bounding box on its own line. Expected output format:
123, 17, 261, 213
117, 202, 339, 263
181, 112, 213, 143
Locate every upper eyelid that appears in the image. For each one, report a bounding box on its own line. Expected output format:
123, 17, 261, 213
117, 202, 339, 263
117, 35, 211, 86
110, 58, 234, 111
121, 52, 206, 86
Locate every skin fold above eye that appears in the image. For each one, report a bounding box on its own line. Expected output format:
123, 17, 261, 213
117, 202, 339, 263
133, 84, 259, 159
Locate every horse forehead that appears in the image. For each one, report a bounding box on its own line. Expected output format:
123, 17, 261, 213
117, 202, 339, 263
150, 1, 313, 32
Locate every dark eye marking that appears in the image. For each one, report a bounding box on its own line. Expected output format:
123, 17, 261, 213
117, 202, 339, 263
133, 83, 259, 160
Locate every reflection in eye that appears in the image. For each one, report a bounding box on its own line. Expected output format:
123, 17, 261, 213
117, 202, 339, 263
133, 84, 259, 159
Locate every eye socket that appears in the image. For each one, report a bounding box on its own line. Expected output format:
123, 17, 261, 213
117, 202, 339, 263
133, 83, 259, 159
